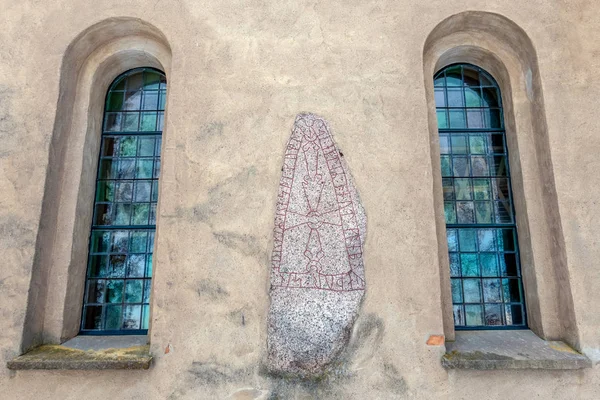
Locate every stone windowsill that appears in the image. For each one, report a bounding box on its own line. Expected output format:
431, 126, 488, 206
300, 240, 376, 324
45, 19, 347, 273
442, 330, 592, 370
7, 335, 152, 370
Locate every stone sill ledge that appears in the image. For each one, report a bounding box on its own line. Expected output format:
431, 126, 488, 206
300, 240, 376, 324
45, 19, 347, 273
7, 335, 152, 370
442, 330, 592, 370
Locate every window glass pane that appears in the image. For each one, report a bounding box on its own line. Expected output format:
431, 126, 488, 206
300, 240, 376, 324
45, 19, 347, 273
82, 68, 165, 334
435, 64, 525, 329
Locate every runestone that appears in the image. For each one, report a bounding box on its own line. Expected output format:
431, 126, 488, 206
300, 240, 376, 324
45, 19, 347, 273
267, 113, 366, 376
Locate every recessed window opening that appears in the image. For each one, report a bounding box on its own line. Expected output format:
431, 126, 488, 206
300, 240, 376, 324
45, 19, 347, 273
80, 67, 166, 335
434, 64, 526, 329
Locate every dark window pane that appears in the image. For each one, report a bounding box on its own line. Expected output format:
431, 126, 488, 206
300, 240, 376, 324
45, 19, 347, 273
83, 306, 103, 330
482, 87, 500, 107
502, 279, 522, 302
86, 280, 105, 303
442, 178, 454, 200
462, 67, 480, 87
498, 229, 516, 251
500, 253, 519, 277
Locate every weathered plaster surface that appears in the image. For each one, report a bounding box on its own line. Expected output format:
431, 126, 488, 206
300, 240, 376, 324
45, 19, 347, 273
0, 0, 599, 399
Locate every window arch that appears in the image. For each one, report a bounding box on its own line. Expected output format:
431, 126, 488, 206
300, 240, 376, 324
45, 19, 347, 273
434, 64, 526, 329
81, 68, 166, 334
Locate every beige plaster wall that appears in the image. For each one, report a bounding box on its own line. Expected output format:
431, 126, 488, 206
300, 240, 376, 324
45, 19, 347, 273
0, 0, 598, 398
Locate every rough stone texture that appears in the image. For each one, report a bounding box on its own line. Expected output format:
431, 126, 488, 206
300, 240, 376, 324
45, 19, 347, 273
7, 344, 152, 370
443, 331, 592, 370
267, 113, 366, 376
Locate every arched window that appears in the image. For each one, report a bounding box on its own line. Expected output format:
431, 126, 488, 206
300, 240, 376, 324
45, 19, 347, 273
81, 68, 166, 334
434, 64, 526, 329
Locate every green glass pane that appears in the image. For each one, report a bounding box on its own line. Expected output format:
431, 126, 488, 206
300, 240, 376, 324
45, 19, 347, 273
436, 110, 448, 129
456, 201, 475, 223
143, 280, 151, 303
452, 156, 469, 177
96, 181, 114, 202
463, 280, 482, 303
126, 255, 146, 277
480, 253, 499, 277
114, 204, 131, 225
129, 232, 148, 253
478, 229, 496, 251
115, 182, 133, 202
159, 90, 167, 110
471, 156, 489, 176
434, 75, 445, 87
138, 138, 155, 156
125, 280, 143, 303
444, 202, 456, 224
451, 136, 468, 154
123, 113, 139, 131
442, 178, 454, 200
449, 253, 460, 276
467, 110, 484, 128
473, 178, 490, 200
461, 254, 479, 277
447, 229, 458, 252
104, 305, 122, 330
464, 87, 482, 107
447, 88, 464, 107
132, 204, 150, 225
434, 88, 446, 107
140, 112, 158, 131
475, 201, 493, 223
465, 304, 483, 325
453, 305, 465, 326
142, 304, 150, 329
449, 110, 466, 128
458, 229, 477, 251
123, 305, 142, 329
106, 280, 124, 303
149, 204, 157, 225
108, 255, 126, 278
483, 279, 502, 302
134, 181, 152, 202
90, 231, 111, 253
136, 159, 154, 179
469, 136, 486, 154
106, 92, 124, 111
144, 72, 161, 90
152, 181, 159, 202
454, 178, 472, 200
451, 279, 463, 303
439, 135, 450, 154
119, 137, 137, 156
445, 66, 462, 86
440, 156, 452, 177
146, 254, 153, 277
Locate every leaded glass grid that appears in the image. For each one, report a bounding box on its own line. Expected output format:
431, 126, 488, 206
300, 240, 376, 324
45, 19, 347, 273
434, 64, 526, 329
81, 67, 166, 334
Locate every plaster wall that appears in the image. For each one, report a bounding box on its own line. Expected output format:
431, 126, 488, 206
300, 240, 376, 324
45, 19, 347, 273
0, 0, 599, 398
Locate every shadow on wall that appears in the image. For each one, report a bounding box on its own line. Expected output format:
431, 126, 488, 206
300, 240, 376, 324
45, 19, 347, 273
22, 17, 172, 352
422, 11, 580, 349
